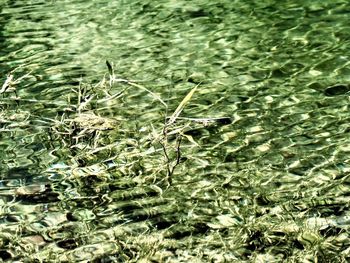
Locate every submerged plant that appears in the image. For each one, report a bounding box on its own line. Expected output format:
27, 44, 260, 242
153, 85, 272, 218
1, 65, 32, 97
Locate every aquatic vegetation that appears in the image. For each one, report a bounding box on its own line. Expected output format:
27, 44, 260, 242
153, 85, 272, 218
0, 66, 32, 97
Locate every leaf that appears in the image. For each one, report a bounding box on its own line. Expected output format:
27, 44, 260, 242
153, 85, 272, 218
106, 60, 113, 76
167, 83, 200, 125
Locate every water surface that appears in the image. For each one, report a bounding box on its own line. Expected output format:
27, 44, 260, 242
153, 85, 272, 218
1, 0, 350, 261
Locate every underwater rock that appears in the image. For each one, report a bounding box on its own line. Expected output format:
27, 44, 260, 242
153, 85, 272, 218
0, 250, 12, 261
22, 235, 46, 247
324, 84, 350, 96
14, 184, 59, 203
57, 239, 79, 249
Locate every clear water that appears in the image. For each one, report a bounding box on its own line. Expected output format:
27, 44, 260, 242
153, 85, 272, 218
1, 0, 350, 261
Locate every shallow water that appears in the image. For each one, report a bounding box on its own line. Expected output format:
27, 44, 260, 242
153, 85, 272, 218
1, 0, 350, 261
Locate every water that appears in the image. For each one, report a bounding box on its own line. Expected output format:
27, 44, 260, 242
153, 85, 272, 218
1, 0, 350, 261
